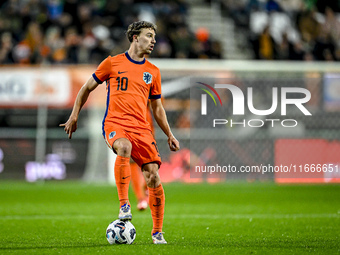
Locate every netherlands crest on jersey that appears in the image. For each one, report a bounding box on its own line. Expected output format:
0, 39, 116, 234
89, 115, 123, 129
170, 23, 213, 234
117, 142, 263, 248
143, 72, 152, 84
109, 131, 116, 139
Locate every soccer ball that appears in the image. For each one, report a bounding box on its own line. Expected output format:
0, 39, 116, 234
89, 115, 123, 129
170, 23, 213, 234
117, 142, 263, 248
106, 220, 136, 244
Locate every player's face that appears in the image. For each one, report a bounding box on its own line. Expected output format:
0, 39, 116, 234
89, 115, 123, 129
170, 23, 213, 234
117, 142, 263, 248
136, 28, 156, 54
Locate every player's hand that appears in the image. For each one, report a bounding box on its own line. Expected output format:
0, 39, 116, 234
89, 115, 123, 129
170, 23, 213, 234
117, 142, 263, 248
59, 117, 78, 139
168, 135, 180, 151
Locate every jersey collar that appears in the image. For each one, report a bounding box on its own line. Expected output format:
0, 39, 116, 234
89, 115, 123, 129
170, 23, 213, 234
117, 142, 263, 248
125, 52, 145, 65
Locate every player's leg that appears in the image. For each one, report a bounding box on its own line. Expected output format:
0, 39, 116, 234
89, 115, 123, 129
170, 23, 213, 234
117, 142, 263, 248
130, 160, 148, 210
142, 163, 167, 244
129, 131, 165, 243
113, 138, 133, 220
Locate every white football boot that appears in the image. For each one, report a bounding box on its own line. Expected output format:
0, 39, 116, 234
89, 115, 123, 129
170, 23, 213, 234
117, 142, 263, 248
118, 203, 132, 221
152, 232, 167, 244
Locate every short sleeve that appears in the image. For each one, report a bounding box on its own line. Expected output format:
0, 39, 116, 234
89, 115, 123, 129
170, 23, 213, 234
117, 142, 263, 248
92, 56, 111, 84
149, 68, 161, 99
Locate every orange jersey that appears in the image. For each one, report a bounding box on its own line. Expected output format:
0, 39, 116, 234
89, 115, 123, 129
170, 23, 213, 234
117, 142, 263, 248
92, 52, 161, 135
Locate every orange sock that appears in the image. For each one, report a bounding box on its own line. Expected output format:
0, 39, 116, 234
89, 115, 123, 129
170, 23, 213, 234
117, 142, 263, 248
130, 162, 146, 201
148, 184, 165, 234
114, 156, 131, 206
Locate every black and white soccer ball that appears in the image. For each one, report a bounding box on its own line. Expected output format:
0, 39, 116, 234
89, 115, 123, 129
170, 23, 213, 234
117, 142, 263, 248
106, 220, 136, 244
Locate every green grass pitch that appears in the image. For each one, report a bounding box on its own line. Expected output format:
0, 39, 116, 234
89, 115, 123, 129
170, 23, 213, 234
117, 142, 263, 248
0, 181, 339, 254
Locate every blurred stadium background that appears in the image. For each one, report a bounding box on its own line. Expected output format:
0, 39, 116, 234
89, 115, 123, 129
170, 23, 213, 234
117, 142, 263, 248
1, 0, 340, 184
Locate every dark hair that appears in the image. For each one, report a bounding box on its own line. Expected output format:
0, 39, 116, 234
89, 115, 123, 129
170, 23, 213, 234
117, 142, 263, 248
126, 21, 157, 42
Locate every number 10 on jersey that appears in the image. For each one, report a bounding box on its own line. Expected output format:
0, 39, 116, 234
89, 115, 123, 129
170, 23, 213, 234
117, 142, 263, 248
116, 77, 128, 91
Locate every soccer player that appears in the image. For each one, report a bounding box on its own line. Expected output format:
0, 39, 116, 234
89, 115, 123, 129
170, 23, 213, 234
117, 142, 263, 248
60, 21, 180, 244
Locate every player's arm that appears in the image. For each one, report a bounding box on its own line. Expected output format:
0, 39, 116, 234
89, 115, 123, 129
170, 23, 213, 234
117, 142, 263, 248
150, 98, 180, 151
60, 76, 99, 139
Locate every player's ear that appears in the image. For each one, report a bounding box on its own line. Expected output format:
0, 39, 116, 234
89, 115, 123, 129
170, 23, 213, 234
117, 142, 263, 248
133, 34, 138, 42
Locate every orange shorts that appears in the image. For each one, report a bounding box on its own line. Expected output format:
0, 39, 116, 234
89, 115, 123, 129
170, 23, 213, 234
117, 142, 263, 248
103, 124, 161, 168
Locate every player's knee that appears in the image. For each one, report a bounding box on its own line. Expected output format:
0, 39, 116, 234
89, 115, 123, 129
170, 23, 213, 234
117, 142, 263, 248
146, 173, 159, 187
148, 172, 157, 185
142, 164, 160, 187
113, 139, 132, 157
118, 144, 132, 156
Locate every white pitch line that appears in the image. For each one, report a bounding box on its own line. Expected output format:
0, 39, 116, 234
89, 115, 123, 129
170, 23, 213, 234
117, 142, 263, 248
171, 213, 340, 219
0, 213, 338, 220
0, 214, 99, 220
